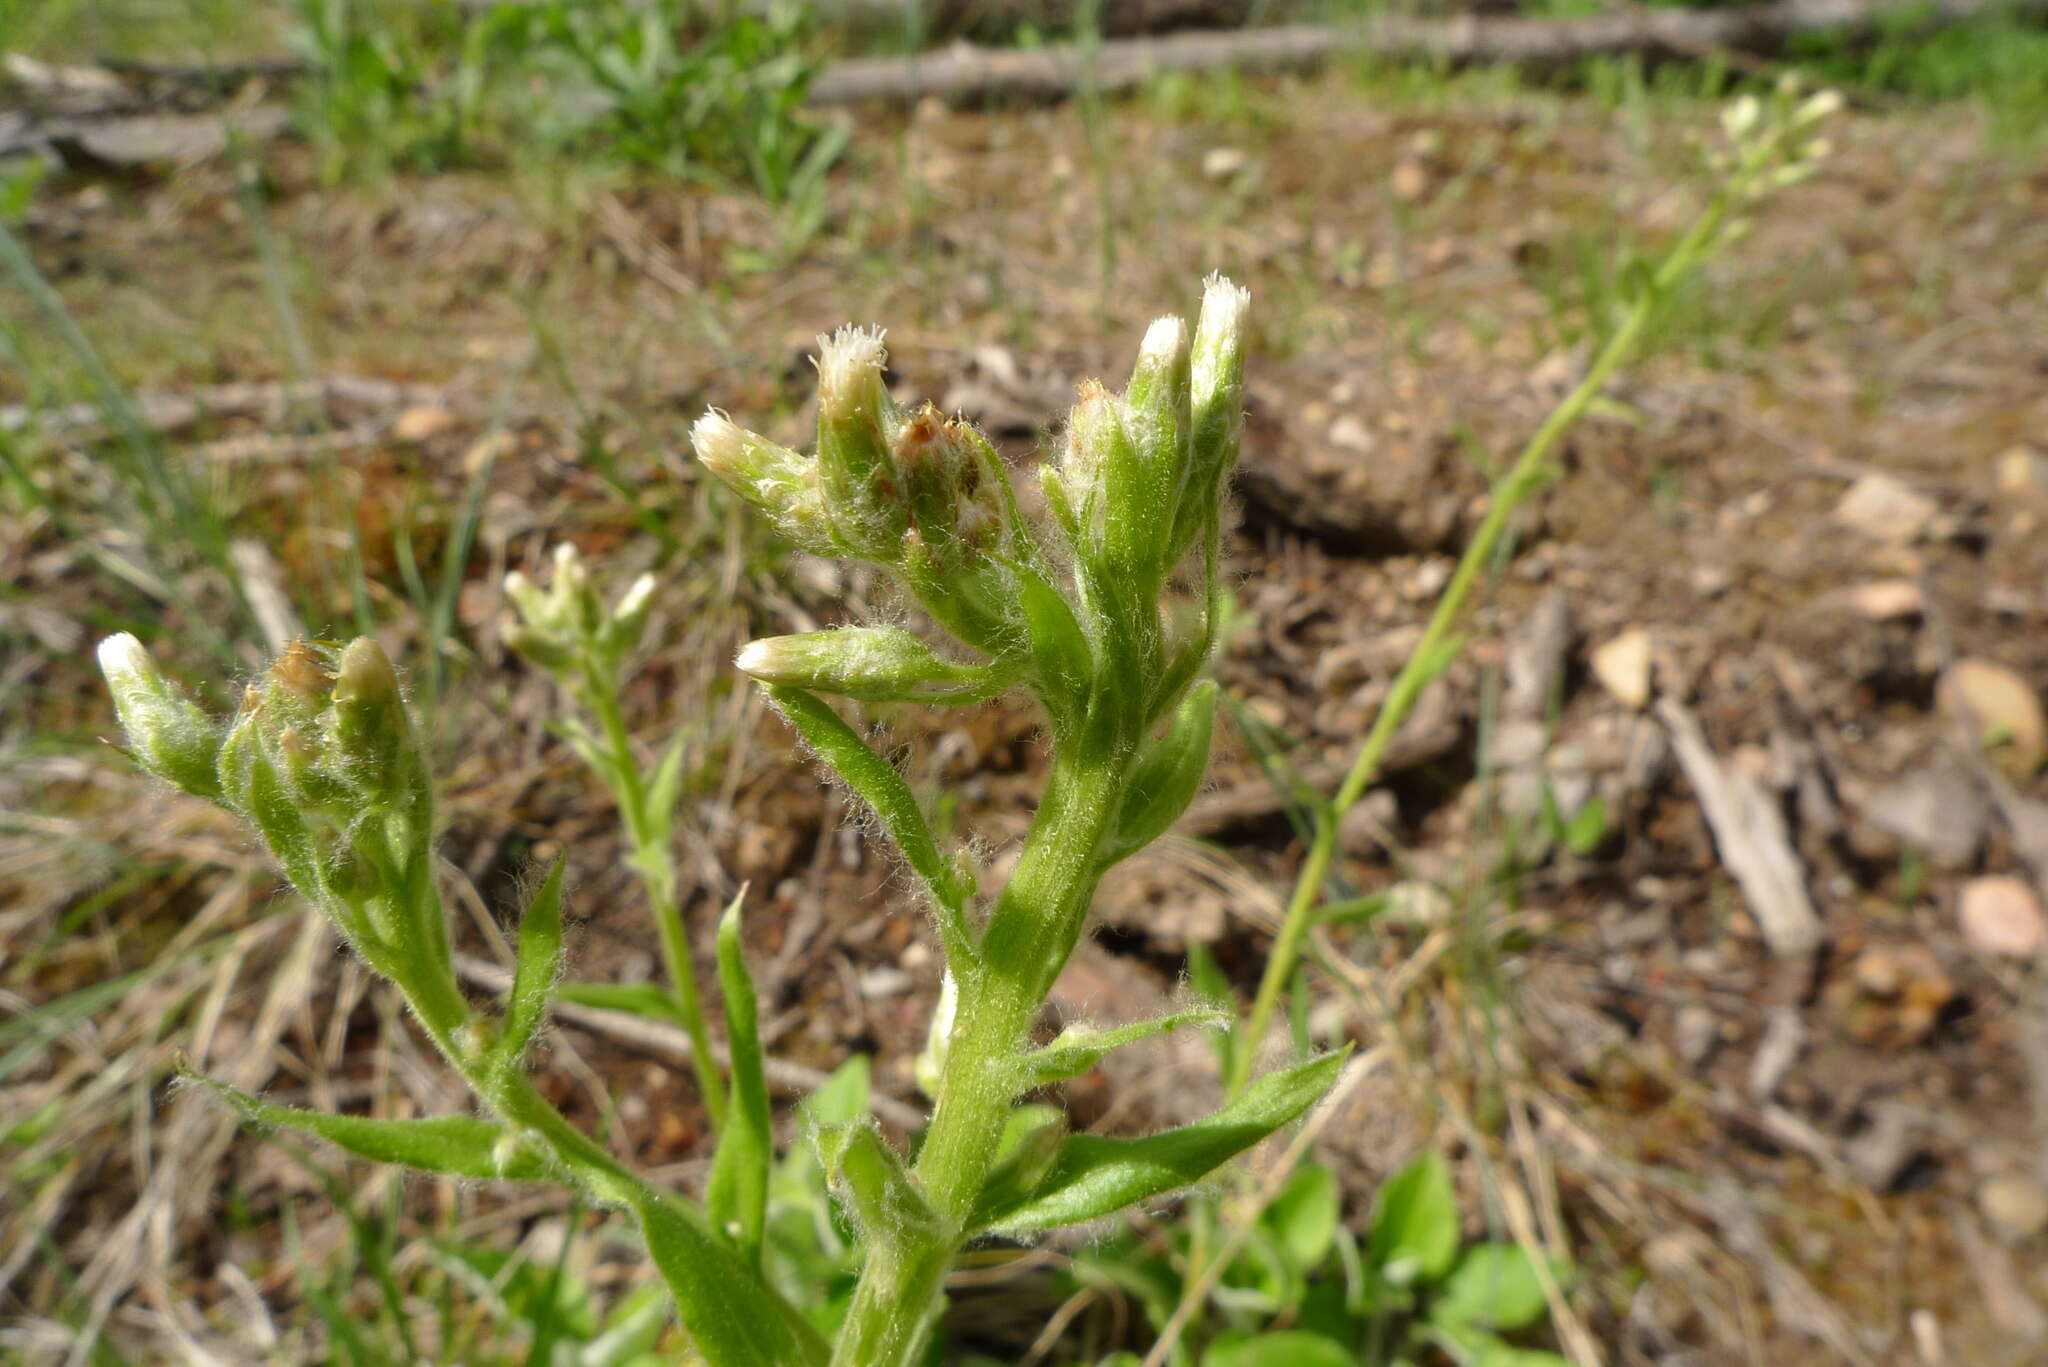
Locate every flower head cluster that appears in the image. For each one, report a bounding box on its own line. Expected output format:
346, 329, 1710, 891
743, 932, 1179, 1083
692, 276, 1250, 743
502, 543, 656, 679
99, 634, 445, 991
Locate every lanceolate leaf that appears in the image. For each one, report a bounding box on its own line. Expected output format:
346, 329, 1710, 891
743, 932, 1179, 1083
816, 1120, 942, 1247
555, 980, 678, 1021
706, 891, 771, 1267
1009, 1007, 1229, 1092
975, 1051, 1345, 1233
765, 685, 964, 914
624, 1186, 831, 1367
1100, 681, 1217, 867
197, 1079, 554, 1183
500, 858, 566, 1071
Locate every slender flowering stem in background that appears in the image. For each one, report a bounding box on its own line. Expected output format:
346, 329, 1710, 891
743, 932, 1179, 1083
501, 545, 727, 1129
1226, 78, 1842, 1098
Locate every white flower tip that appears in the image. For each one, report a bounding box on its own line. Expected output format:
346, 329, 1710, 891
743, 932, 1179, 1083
614, 573, 656, 620
734, 639, 774, 677
814, 325, 888, 402
503, 570, 531, 597
1200, 273, 1251, 323
690, 408, 747, 472
1140, 314, 1189, 361
97, 633, 151, 683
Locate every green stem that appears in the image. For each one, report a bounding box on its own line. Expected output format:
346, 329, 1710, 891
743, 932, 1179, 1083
585, 665, 728, 1132
829, 752, 1124, 1367
1225, 195, 1733, 1098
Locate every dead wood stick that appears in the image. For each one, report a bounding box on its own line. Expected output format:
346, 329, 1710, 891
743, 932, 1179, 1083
452, 953, 930, 1131
808, 0, 2048, 105
1656, 698, 1824, 958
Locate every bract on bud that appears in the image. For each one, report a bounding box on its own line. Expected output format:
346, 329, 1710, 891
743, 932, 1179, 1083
1112, 315, 1193, 590
736, 626, 1002, 704
610, 573, 657, 655
813, 326, 907, 559
97, 633, 224, 801
1176, 275, 1251, 558
329, 637, 412, 800
691, 409, 841, 556
1058, 380, 1131, 563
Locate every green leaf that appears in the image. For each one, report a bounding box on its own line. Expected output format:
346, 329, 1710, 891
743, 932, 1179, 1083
1014, 561, 1093, 730
802, 1055, 872, 1131
1431, 1243, 1558, 1331
623, 1186, 830, 1367
1200, 1330, 1356, 1367
1101, 681, 1217, 867
967, 1107, 1069, 1230
643, 730, 691, 848
706, 890, 771, 1268
1263, 1161, 1340, 1274
1369, 1152, 1459, 1287
1011, 1007, 1230, 1092
556, 980, 677, 1021
765, 685, 964, 917
1562, 793, 1608, 856
815, 1120, 942, 1246
1186, 943, 1236, 1078
197, 1079, 554, 1183
501, 858, 566, 1070
976, 1051, 1345, 1232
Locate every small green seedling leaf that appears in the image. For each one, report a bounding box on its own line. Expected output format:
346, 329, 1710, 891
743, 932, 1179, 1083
197, 1079, 553, 1183
1369, 1152, 1460, 1287
500, 858, 566, 1072
1200, 1330, 1357, 1367
975, 1050, 1345, 1233
1431, 1243, 1560, 1332
1562, 793, 1608, 856
1010, 1007, 1230, 1092
1264, 1160, 1340, 1274
706, 890, 771, 1267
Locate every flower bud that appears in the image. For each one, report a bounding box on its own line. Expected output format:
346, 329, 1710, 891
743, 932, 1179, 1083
736, 626, 1003, 704
609, 572, 657, 656
691, 409, 841, 556
813, 326, 907, 559
1057, 380, 1131, 564
97, 634, 224, 801
894, 405, 1003, 558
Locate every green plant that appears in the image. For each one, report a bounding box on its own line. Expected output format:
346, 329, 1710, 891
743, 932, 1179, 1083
500, 545, 726, 1129
97, 276, 1343, 1366
1057, 1154, 1568, 1367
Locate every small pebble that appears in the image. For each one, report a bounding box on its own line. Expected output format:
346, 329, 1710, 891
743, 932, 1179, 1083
1591, 628, 1654, 710
1938, 658, 2046, 779
1957, 876, 2047, 959
1834, 472, 1937, 544
1846, 579, 1924, 620
858, 966, 915, 1000
1673, 1004, 1720, 1066
1978, 1173, 2048, 1242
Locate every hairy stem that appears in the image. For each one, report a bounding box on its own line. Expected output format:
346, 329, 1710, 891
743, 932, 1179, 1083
829, 752, 1124, 1367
